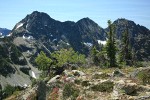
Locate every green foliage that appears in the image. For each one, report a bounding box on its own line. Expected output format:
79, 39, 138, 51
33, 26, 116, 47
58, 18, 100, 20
74, 79, 81, 85
0, 58, 15, 77
90, 46, 108, 67
51, 48, 86, 67
105, 20, 117, 67
90, 46, 99, 65
81, 81, 90, 87
134, 61, 144, 67
20, 67, 31, 75
63, 83, 80, 100
137, 70, 150, 85
2, 85, 16, 99
37, 81, 46, 100
119, 22, 134, 66
91, 81, 114, 92
96, 51, 108, 67
92, 73, 110, 79
11, 45, 27, 65
35, 51, 52, 71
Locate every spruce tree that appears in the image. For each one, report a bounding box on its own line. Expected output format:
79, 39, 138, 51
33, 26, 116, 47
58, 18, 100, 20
106, 20, 117, 67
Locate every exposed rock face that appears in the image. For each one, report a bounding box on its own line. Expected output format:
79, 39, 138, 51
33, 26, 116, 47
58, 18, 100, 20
0, 38, 40, 89
11, 11, 150, 61
11, 11, 105, 55
112, 18, 150, 61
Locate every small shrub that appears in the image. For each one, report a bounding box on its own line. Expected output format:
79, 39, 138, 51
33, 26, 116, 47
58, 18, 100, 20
31, 78, 37, 87
91, 81, 114, 92
20, 67, 31, 75
63, 83, 80, 100
134, 61, 144, 67
74, 79, 81, 85
138, 70, 150, 85
81, 81, 90, 87
93, 73, 110, 79
49, 87, 59, 100
73, 71, 80, 76
2, 85, 20, 99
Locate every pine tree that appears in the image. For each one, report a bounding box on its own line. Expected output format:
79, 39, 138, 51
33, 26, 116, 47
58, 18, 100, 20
105, 20, 117, 67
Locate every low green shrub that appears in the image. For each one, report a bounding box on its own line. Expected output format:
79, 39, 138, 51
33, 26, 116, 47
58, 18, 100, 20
81, 81, 90, 87
93, 73, 110, 79
74, 79, 81, 85
138, 70, 150, 85
2, 85, 22, 99
63, 83, 80, 100
91, 81, 114, 92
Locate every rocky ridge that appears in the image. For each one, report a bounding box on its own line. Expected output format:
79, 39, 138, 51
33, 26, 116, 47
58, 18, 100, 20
6, 67, 150, 100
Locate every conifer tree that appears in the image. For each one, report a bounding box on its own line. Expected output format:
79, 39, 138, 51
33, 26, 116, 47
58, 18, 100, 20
119, 22, 132, 65
90, 46, 99, 65
105, 20, 117, 67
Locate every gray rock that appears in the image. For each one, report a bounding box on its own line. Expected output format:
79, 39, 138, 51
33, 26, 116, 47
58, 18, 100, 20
123, 83, 137, 95
112, 69, 124, 77
47, 75, 60, 84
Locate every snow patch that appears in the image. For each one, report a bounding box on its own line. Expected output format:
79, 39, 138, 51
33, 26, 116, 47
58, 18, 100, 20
31, 71, 36, 79
66, 43, 70, 45
84, 42, 93, 47
0, 36, 4, 38
52, 38, 57, 42
23, 84, 28, 88
23, 35, 26, 39
6, 32, 12, 37
16, 23, 23, 29
97, 40, 107, 45
26, 23, 29, 29
0, 32, 2, 36
23, 34, 34, 40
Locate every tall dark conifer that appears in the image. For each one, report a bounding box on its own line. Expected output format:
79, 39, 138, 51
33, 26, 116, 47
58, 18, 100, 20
119, 21, 132, 65
106, 20, 117, 67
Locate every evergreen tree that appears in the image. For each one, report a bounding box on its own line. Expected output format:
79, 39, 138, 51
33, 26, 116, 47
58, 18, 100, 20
119, 22, 132, 65
90, 46, 99, 65
105, 20, 117, 67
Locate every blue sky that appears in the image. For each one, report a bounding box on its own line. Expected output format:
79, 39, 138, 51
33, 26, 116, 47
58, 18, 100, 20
0, 0, 150, 29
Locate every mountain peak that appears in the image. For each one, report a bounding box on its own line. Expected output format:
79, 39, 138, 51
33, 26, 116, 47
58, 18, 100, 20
29, 11, 51, 18
77, 17, 96, 24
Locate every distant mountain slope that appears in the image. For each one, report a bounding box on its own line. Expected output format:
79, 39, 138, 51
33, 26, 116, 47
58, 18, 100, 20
10, 11, 150, 61
11, 11, 105, 55
0, 28, 11, 36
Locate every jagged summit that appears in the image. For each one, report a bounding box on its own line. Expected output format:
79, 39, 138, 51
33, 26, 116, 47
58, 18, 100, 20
9, 11, 150, 60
